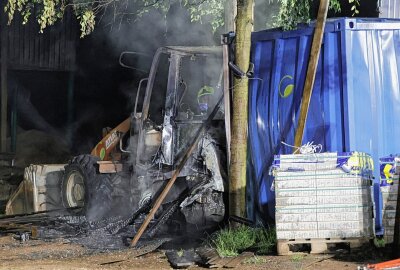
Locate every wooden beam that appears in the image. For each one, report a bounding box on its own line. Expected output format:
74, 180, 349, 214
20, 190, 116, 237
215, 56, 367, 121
1, 10, 8, 152
293, 0, 330, 150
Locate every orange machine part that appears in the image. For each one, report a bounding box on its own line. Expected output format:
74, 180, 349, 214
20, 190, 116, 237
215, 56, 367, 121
367, 258, 400, 270
91, 117, 131, 161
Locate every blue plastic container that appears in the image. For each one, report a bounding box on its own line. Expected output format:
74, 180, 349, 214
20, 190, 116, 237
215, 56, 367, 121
248, 18, 400, 234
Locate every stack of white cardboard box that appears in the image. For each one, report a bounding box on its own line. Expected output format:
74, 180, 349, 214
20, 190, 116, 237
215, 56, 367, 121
272, 152, 375, 240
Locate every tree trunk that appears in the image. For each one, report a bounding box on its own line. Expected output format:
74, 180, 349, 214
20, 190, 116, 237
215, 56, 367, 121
229, 0, 253, 218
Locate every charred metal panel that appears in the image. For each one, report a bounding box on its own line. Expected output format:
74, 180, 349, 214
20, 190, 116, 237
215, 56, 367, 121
1, 11, 77, 71
175, 122, 202, 163
161, 53, 181, 165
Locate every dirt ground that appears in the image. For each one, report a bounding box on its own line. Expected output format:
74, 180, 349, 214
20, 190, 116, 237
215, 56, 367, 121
0, 235, 390, 270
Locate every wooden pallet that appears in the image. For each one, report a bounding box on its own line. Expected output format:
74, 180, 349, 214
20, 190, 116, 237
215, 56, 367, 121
277, 238, 370, 255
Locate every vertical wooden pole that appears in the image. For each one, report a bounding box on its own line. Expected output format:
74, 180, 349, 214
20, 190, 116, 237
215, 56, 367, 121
229, 0, 254, 219
222, 42, 231, 166
0, 10, 8, 152
293, 0, 330, 150
223, 0, 236, 175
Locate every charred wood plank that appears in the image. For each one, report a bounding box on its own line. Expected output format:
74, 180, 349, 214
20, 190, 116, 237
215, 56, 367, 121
166, 249, 201, 269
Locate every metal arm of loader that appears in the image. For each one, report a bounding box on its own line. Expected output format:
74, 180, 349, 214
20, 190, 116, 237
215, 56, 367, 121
90, 117, 131, 161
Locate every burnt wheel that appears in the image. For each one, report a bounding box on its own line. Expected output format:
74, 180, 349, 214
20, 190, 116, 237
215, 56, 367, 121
61, 154, 113, 221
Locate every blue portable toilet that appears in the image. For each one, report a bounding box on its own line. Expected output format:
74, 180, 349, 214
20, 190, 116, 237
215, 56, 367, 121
248, 18, 400, 234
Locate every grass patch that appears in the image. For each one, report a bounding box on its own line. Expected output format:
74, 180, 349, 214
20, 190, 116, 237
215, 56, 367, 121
210, 225, 276, 257
374, 237, 386, 248
253, 227, 276, 255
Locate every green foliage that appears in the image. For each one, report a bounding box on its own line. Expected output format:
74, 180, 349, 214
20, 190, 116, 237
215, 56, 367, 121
212, 225, 255, 257
349, 0, 360, 15
184, 0, 225, 32
5, 0, 361, 37
275, 0, 312, 30
374, 237, 386, 248
77, 9, 95, 37
275, 0, 360, 30
211, 225, 276, 257
5, 0, 226, 37
252, 227, 276, 255
5, 0, 65, 30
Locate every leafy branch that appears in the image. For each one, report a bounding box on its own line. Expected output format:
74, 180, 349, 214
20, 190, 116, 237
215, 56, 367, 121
275, 0, 361, 30
4, 0, 226, 37
4, 0, 362, 37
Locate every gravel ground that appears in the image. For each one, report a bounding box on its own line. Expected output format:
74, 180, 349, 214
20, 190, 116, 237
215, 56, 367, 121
0, 235, 390, 270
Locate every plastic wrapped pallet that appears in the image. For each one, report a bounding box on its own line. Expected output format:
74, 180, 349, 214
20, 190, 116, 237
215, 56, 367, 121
380, 155, 400, 244
273, 152, 375, 241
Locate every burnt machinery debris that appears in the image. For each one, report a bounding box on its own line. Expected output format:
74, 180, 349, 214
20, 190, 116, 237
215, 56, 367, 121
4, 45, 233, 247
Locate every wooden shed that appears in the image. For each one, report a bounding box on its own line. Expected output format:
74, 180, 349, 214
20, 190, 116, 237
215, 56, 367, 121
0, 7, 79, 153
5, 11, 77, 71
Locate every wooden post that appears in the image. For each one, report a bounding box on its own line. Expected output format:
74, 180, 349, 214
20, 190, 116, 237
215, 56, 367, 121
229, 0, 254, 220
222, 42, 231, 166
293, 0, 330, 150
0, 10, 8, 153
223, 0, 236, 166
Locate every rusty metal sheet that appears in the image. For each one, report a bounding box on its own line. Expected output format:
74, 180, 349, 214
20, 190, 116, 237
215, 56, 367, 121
98, 161, 123, 173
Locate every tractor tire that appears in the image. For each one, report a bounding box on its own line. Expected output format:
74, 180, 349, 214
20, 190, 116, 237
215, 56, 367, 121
61, 154, 113, 222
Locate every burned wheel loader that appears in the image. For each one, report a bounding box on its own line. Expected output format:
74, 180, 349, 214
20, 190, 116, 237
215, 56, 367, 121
60, 46, 228, 234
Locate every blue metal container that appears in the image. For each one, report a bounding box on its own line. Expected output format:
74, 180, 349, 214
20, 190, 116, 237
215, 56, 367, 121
248, 18, 400, 234
379, 0, 400, 19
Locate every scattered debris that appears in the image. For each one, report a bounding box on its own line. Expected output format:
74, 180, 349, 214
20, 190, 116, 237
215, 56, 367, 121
13, 232, 30, 242
0, 210, 173, 251
223, 252, 254, 268
195, 247, 255, 268
165, 249, 201, 268
196, 246, 221, 267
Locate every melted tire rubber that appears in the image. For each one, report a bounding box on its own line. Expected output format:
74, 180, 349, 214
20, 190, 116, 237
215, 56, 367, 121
61, 154, 113, 222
